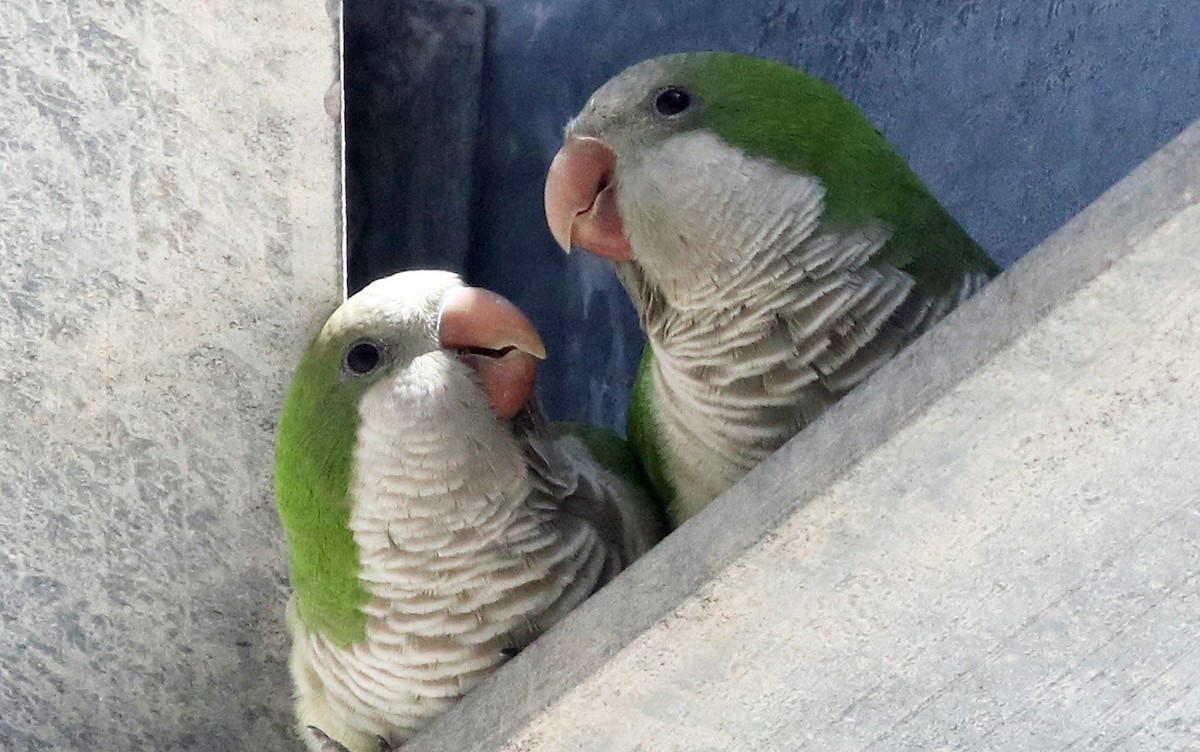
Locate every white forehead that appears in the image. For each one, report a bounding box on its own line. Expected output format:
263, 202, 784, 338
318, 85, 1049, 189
595, 58, 667, 106
572, 58, 669, 132
325, 269, 463, 334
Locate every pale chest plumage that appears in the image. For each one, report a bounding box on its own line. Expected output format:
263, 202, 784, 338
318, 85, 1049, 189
292, 355, 613, 750
615, 132, 988, 520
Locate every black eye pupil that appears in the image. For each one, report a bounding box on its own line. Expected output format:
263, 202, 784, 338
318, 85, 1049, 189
655, 87, 691, 116
345, 342, 381, 375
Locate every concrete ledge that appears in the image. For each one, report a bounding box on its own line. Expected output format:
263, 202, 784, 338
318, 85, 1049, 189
407, 119, 1200, 751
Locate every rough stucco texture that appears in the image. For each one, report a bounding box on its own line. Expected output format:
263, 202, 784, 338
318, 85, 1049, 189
406, 118, 1200, 752
465, 0, 1200, 433
0, 2, 342, 749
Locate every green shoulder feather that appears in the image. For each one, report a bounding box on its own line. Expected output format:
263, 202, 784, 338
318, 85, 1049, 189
274, 331, 372, 647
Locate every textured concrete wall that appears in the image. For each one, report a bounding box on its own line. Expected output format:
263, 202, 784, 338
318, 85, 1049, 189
457, 0, 1200, 432
406, 118, 1200, 752
0, 3, 342, 749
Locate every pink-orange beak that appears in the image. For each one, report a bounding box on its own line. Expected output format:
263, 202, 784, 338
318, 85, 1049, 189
437, 286, 547, 420
543, 136, 633, 261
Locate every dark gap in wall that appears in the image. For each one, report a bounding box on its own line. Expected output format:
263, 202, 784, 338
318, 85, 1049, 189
343, 0, 485, 293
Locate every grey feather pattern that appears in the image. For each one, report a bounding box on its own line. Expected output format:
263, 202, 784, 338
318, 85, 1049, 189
516, 399, 662, 573
292, 375, 660, 752
615, 132, 990, 519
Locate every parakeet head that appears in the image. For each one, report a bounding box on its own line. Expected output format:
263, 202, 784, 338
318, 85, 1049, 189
274, 270, 546, 645
545, 52, 851, 260
545, 51, 982, 298
298, 270, 545, 422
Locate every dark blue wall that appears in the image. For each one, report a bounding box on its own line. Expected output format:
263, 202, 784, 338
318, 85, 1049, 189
397, 1, 1200, 432
345, 0, 484, 289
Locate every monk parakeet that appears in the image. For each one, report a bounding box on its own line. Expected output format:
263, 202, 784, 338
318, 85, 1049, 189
544, 51, 1000, 525
274, 270, 664, 752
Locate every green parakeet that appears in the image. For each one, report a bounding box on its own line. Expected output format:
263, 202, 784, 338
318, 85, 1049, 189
274, 270, 664, 752
544, 51, 999, 525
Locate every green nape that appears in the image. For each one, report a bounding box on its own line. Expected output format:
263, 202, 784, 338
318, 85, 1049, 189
274, 329, 372, 647
674, 52, 1000, 295
624, 346, 680, 525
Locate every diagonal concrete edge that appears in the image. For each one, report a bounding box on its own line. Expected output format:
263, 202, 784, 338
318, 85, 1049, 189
406, 118, 1200, 752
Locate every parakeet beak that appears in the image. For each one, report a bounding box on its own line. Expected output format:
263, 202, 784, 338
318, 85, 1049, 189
544, 136, 633, 261
437, 286, 547, 420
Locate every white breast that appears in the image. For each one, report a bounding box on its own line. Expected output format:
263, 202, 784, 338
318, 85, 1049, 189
616, 132, 986, 520
297, 353, 610, 747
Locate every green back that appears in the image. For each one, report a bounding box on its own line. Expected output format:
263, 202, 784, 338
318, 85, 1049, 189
673, 52, 1000, 295
274, 330, 372, 647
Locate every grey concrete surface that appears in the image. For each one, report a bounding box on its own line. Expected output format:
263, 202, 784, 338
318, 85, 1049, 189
0, 2, 342, 750
405, 120, 1200, 751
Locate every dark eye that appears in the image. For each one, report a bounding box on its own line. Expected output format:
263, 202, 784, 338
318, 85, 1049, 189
344, 340, 382, 376
654, 87, 692, 117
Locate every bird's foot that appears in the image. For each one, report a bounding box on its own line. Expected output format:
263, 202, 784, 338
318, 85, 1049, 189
307, 726, 397, 752
307, 726, 351, 752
